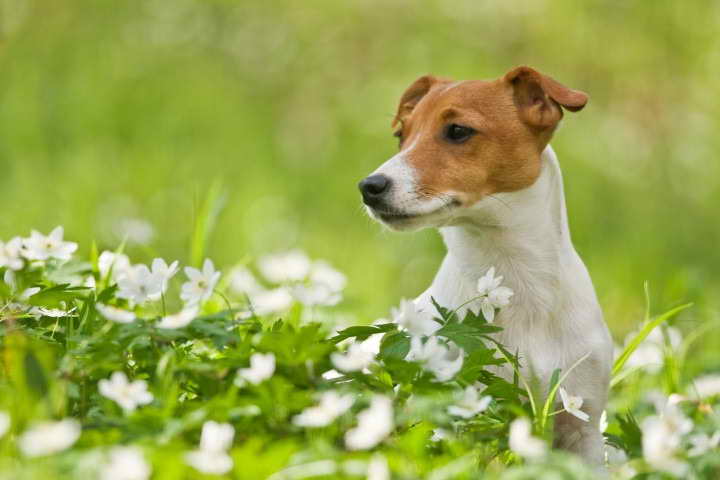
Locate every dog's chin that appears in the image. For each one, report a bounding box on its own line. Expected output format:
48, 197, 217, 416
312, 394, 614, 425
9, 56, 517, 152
366, 205, 456, 232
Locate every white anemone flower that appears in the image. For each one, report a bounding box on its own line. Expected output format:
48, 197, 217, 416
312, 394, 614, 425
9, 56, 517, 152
448, 386, 492, 418
31, 306, 77, 318
558, 387, 590, 422
309, 260, 347, 292
18, 419, 81, 457
0, 411, 10, 438
116, 264, 163, 305
258, 250, 311, 284
292, 391, 355, 428
641, 402, 693, 476
476, 267, 514, 322
366, 454, 390, 480
237, 353, 275, 385
181, 259, 220, 306
156, 307, 198, 329
21, 226, 78, 261
331, 342, 375, 372
96, 303, 136, 324
624, 326, 682, 373
248, 288, 294, 315
292, 283, 342, 307
689, 374, 720, 399
98, 372, 154, 412
114, 217, 155, 246
599, 410, 608, 432
0, 237, 25, 270
228, 267, 264, 296
406, 336, 464, 382
98, 251, 132, 281
185, 421, 234, 475
198, 421, 234, 452
185, 449, 233, 475
509, 417, 546, 460
688, 432, 720, 457
392, 299, 440, 337
150, 258, 179, 294
101, 446, 151, 480
345, 395, 393, 450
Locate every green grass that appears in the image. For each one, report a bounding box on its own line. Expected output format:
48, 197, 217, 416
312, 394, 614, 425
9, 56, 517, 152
0, 1, 719, 478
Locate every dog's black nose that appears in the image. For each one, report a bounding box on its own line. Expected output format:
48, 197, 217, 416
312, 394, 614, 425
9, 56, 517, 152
358, 174, 391, 206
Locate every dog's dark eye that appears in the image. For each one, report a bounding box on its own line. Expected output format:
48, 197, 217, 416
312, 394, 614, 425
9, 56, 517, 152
445, 124, 476, 144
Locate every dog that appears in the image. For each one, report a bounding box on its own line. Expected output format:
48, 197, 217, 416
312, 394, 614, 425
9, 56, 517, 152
359, 66, 613, 465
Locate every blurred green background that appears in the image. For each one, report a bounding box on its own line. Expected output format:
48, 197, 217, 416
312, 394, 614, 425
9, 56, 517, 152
1, 0, 719, 339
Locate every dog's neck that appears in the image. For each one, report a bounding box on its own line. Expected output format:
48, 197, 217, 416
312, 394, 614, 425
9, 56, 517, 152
433, 146, 572, 318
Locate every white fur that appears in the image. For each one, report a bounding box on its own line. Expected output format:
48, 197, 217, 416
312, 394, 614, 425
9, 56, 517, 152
376, 145, 613, 465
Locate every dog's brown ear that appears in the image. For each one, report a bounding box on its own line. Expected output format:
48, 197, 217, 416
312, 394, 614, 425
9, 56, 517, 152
504, 66, 588, 129
392, 75, 439, 128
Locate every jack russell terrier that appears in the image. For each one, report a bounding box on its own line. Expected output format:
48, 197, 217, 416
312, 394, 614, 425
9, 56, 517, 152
359, 66, 613, 465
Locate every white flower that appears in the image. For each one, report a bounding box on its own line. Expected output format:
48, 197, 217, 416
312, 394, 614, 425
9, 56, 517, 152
116, 264, 163, 305
641, 402, 693, 476
20, 287, 40, 300
150, 257, 179, 294
18, 419, 81, 457
185, 421, 234, 475
331, 342, 376, 372
228, 267, 264, 296
21, 226, 78, 261
406, 336, 464, 382
509, 418, 546, 460
98, 372, 154, 412
98, 251, 132, 281
199, 421, 234, 452
292, 283, 342, 307
0, 237, 25, 270
448, 386, 492, 418
293, 391, 355, 428
258, 250, 311, 284
309, 261, 347, 292
624, 326, 682, 373
689, 374, 720, 399
366, 454, 390, 480
430, 429, 450, 442
345, 395, 393, 450
31, 306, 77, 318
248, 288, 294, 315
687, 432, 720, 457
0, 411, 10, 438
558, 387, 589, 422
101, 446, 151, 480
181, 259, 220, 305
96, 303, 136, 324
322, 369, 343, 380
475, 267, 513, 322
599, 410, 608, 432
114, 218, 155, 246
476, 266, 503, 296
185, 449, 233, 475
238, 353, 275, 385
157, 307, 198, 329
392, 299, 439, 337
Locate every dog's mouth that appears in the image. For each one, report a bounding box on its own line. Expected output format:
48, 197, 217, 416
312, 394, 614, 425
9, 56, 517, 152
368, 200, 461, 226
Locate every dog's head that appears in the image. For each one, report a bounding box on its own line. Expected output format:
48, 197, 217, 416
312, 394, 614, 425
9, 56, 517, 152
359, 66, 588, 231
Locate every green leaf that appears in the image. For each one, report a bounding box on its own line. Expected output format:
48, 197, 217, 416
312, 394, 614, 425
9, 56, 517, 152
24, 351, 49, 397
435, 322, 501, 353
378, 331, 410, 361
612, 302, 692, 377
327, 323, 397, 344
